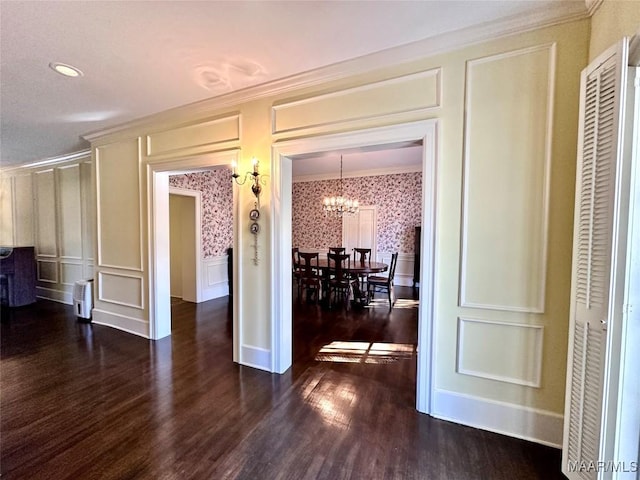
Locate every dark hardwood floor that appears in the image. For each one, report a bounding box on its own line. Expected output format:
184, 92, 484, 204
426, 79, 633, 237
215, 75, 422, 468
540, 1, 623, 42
1, 288, 564, 479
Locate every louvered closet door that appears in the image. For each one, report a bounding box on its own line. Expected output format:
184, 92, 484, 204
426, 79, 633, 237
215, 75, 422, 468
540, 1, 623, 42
562, 40, 628, 480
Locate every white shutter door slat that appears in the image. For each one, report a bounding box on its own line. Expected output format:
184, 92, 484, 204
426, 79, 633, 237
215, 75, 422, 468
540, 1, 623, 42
562, 39, 627, 479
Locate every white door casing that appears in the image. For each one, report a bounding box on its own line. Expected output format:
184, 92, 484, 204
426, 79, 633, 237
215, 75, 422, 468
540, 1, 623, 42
271, 120, 438, 414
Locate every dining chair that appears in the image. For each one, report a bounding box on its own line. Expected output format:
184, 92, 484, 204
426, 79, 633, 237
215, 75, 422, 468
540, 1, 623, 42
352, 247, 372, 291
326, 252, 355, 309
297, 252, 321, 304
367, 252, 398, 310
292, 247, 302, 290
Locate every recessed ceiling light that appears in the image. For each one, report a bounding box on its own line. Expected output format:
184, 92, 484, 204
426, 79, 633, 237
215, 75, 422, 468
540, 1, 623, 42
49, 62, 83, 78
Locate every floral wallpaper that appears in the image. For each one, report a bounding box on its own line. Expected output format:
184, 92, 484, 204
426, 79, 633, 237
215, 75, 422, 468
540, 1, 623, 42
292, 172, 422, 254
169, 169, 233, 258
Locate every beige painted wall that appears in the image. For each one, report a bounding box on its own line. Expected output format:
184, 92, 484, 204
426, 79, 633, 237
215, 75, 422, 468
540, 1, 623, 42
85, 18, 593, 422
169, 193, 197, 302
589, 0, 640, 61
169, 194, 183, 298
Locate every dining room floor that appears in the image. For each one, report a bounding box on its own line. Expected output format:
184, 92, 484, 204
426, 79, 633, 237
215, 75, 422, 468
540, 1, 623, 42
1, 288, 565, 479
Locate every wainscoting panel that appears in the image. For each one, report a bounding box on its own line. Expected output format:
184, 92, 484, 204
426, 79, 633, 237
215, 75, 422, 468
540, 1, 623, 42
146, 114, 241, 157
460, 44, 555, 313
98, 271, 144, 309
60, 261, 84, 286
375, 252, 415, 287
96, 140, 143, 271
202, 255, 230, 301
37, 259, 58, 284
272, 68, 441, 134
457, 317, 544, 387
34, 169, 57, 257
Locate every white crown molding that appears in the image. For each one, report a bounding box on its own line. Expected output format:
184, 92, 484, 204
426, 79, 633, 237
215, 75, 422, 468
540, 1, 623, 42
293, 165, 422, 183
0, 149, 91, 174
585, 0, 604, 16
83, 2, 588, 145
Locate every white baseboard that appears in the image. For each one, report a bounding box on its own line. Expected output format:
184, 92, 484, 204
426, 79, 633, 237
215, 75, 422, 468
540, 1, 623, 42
432, 388, 564, 448
36, 286, 72, 305
240, 344, 271, 372
92, 308, 150, 338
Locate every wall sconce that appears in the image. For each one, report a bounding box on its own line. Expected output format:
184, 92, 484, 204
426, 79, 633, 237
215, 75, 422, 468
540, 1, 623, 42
231, 157, 267, 200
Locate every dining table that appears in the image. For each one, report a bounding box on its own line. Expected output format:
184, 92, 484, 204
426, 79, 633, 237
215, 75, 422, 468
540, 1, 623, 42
313, 258, 388, 276
301, 257, 388, 307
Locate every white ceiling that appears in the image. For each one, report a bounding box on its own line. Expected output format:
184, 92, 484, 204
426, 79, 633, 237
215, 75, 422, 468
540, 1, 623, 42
0, 0, 587, 168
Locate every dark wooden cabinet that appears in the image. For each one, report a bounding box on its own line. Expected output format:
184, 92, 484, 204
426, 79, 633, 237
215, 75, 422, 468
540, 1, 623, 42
413, 227, 421, 290
0, 246, 37, 307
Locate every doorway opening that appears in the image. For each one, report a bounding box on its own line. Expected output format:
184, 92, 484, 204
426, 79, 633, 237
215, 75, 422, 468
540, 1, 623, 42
148, 151, 239, 361
271, 120, 438, 414
290, 145, 423, 403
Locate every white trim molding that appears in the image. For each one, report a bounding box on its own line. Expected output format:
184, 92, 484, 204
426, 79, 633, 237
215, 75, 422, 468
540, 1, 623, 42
92, 309, 149, 338
584, 0, 604, 16
432, 389, 564, 448
240, 345, 271, 372
36, 286, 72, 305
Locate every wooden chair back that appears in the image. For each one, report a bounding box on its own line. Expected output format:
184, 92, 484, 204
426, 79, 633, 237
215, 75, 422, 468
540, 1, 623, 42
328, 247, 346, 255
292, 247, 300, 272
353, 248, 372, 265
298, 252, 320, 280
388, 252, 399, 282
327, 252, 350, 283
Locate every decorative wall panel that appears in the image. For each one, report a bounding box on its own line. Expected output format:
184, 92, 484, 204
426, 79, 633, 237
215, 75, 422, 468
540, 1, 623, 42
60, 262, 83, 286
273, 69, 441, 134
460, 44, 555, 313
96, 140, 142, 270
34, 169, 57, 257
457, 317, 544, 387
57, 165, 83, 259
147, 114, 240, 157
98, 272, 144, 309
293, 172, 422, 253
169, 169, 233, 258
37, 259, 58, 284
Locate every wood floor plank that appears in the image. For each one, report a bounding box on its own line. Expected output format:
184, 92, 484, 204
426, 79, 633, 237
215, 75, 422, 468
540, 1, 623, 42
1, 288, 564, 479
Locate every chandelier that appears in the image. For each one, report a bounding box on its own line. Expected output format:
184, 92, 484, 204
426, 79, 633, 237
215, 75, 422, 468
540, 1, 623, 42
322, 155, 359, 217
